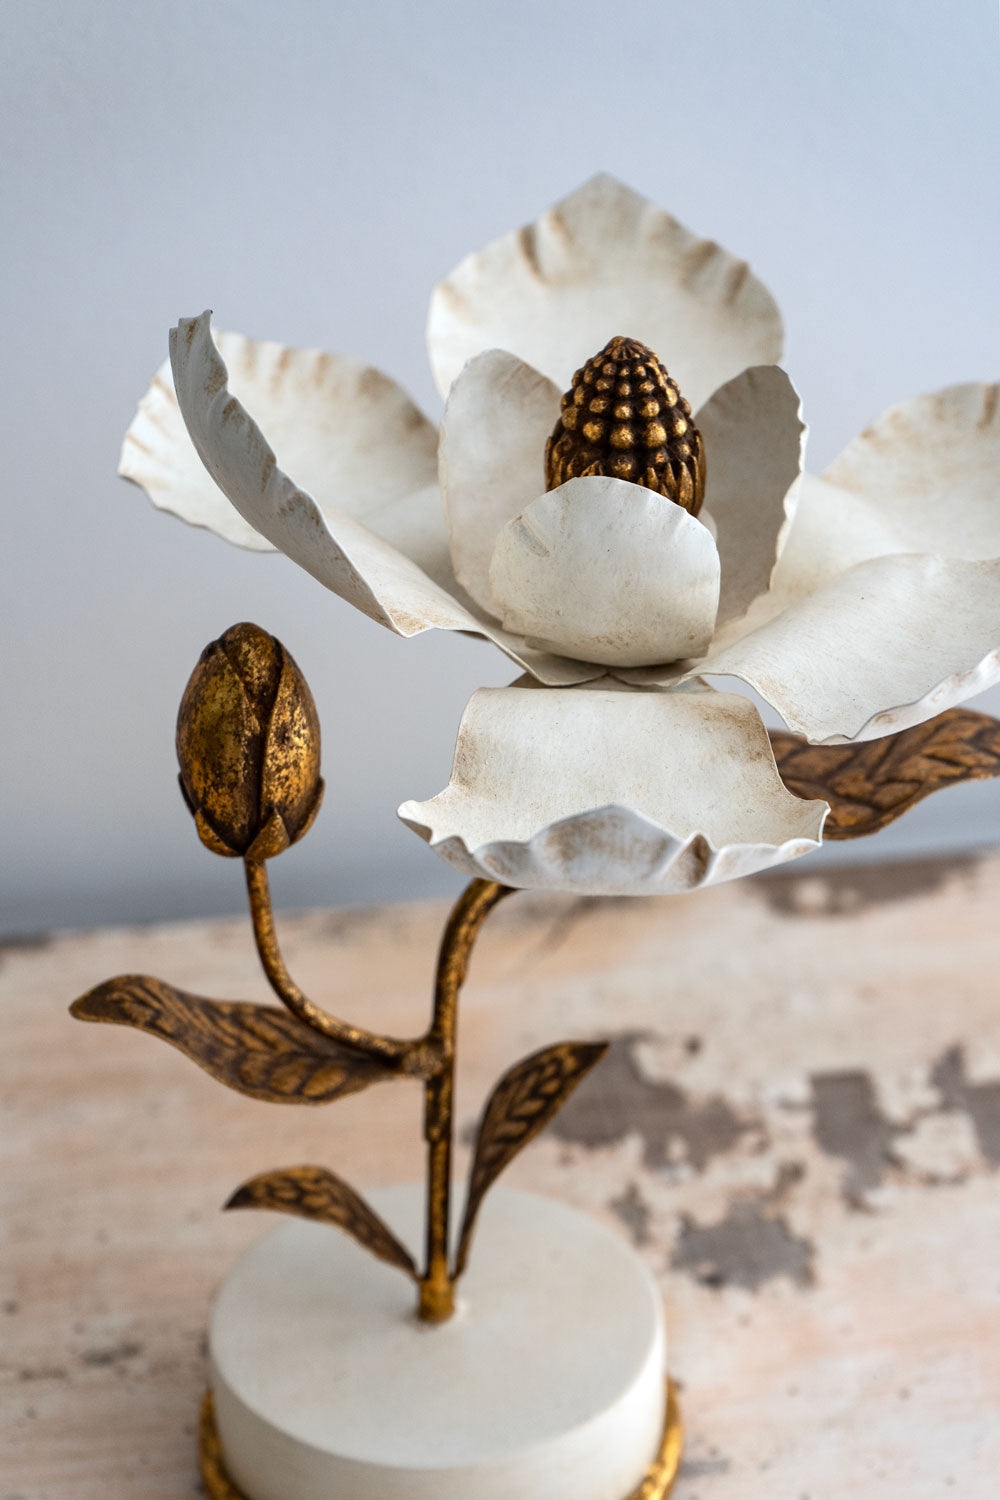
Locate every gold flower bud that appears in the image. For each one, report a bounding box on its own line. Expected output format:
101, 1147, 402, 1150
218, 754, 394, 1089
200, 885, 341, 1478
176, 623, 324, 862
545, 335, 705, 516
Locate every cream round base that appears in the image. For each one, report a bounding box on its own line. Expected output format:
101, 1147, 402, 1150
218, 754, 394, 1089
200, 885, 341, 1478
209, 1185, 669, 1500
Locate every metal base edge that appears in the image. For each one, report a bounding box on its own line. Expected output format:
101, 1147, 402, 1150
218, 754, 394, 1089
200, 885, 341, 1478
199, 1378, 684, 1499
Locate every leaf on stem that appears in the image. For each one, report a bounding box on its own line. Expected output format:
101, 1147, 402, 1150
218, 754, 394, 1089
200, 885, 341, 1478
771, 708, 1000, 840
70, 975, 397, 1104
226, 1165, 418, 1279
454, 1039, 608, 1277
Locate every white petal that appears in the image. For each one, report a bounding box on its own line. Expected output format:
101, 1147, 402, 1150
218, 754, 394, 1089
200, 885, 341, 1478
696, 365, 806, 624
757, 383, 1000, 615
427, 174, 783, 411
169, 312, 600, 685
630, 382, 1000, 727
121, 327, 443, 562
440, 350, 561, 616
696, 554, 1000, 743
822, 382, 1000, 559
119, 338, 274, 551
489, 476, 720, 668
752, 471, 903, 614
398, 685, 826, 897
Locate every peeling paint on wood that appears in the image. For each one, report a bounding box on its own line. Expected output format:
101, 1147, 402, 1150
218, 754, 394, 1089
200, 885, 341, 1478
810, 1070, 903, 1201
931, 1046, 1000, 1164
610, 1181, 653, 1246
551, 1032, 755, 1170
672, 1200, 815, 1291
757, 852, 983, 918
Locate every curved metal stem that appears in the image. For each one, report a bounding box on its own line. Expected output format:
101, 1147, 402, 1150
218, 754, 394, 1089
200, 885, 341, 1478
244, 860, 413, 1065
246, 860, 515, 1319
418, 879, 513, 1321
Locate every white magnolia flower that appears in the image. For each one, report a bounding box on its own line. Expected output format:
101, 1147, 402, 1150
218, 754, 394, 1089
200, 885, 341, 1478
121, 175, 1000, 896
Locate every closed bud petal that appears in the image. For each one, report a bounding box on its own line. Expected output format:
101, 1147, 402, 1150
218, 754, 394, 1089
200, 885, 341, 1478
176, 623, 324, 860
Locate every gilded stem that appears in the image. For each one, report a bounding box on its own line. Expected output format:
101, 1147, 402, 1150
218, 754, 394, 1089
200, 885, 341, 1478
243, 860, 411, 1065
246, 861, 513, 1318
418, 879, 512, 1322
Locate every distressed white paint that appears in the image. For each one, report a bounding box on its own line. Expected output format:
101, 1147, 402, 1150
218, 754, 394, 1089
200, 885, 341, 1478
426, 174, 784, 409
440, 350, 561, 616
822, 382, 1000, 560
153, 275, 999, 858
696, 554, 1000, 743
167, 313, 598, 687
399, 685, 826, 894
490, 477, 721, 667
695, 364, 807, 626
120, 330, 440, 556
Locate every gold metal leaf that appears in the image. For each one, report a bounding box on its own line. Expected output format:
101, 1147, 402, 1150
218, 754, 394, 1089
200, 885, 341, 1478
771, 708, 1000, 841
454, 1039, 609, 1277
69, 975, 397, 1104
225, 1165, 418, 1279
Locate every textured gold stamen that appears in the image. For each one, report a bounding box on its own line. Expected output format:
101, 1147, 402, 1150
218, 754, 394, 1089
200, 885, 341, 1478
545, 336, 705, 516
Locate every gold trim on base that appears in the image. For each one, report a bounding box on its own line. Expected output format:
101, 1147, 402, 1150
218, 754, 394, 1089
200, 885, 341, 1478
198, 1390, 244, 1500
199, 1378, 684, 1499
628, 1379, 684, 1499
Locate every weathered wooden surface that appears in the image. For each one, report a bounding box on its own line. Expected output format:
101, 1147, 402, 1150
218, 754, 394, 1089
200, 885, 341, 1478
4, 853, 1000, 1498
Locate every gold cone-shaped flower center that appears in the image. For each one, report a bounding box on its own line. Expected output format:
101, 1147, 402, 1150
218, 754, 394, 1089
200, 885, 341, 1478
545, 336, 705, 516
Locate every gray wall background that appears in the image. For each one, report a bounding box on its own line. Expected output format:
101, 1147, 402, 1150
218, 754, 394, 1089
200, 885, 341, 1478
3, 0, 999, 936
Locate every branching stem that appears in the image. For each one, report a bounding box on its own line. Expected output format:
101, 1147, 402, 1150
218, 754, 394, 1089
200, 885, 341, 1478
244, 859, 513, 1322
418, 880, 512, 1321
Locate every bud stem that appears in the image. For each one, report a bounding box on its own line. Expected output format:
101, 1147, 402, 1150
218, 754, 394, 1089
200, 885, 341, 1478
243, 860, 412, 1064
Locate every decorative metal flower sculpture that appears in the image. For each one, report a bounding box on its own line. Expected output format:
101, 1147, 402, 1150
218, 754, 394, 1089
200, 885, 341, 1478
77, 176, 1000, 1498
121, 174, 1000, 896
